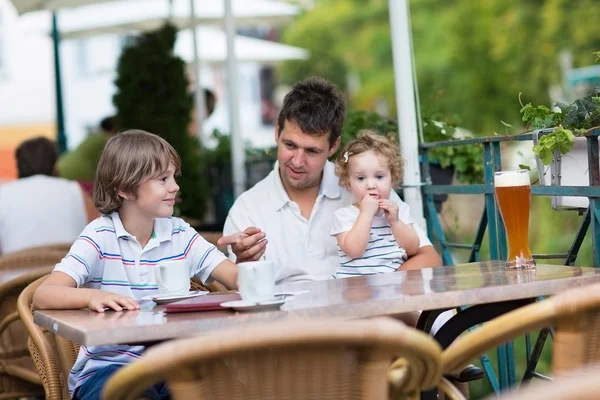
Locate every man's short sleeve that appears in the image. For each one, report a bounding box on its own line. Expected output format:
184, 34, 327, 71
330, 207, 359, 236
390, 191, 432, 247
395, 197, 415, 225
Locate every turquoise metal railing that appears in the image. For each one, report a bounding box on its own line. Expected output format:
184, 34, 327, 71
416, 128, 600, 393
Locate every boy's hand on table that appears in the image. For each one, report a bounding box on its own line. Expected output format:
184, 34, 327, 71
88, 291, 140, 313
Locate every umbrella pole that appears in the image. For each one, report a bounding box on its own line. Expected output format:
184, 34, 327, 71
224, 0, 246, 198
388, 0, 424, 223
51, 12, 67, 153
190, 0, 205, 147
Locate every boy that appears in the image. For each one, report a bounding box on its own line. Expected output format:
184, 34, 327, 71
33, 129, 238, 400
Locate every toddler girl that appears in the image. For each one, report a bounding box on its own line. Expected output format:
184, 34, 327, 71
331, 130, 419, 278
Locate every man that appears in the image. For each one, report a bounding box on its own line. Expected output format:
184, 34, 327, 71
0, 137, 97, 254
218, 76, 441, 283
57, 116, 117, 183
218, 77, 483, 382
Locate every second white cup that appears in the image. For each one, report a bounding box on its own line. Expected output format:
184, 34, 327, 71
237, 260, 275, 303
154, 260, 190, 296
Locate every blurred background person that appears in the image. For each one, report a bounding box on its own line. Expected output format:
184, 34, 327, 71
0, 137, 97, 255
57, 116, 117, 190
188, 88, 217, 138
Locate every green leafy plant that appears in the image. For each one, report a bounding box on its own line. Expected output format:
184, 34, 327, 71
520, 51, 600, 166
520, 91, 600, 165
113, 23, 209, 220
341, 110, 484, 184
422, 113, 484, 185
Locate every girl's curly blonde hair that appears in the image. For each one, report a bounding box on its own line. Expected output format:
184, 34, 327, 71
335, 130, 403, 189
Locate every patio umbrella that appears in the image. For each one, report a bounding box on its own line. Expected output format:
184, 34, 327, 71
8, 0, 300, 197
388, 0, 423, 223
172, 27, 308, 64
7, 0, 297, 148
10, 0, 118, 14
8, 0, 125, 152
53, 0, 299, 40
50, 0, 300, 197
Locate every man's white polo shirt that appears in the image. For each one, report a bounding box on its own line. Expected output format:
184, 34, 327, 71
54, 212, 227, 395
223, 160, 432, 284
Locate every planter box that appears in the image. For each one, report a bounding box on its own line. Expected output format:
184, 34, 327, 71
535, 134, 596, 210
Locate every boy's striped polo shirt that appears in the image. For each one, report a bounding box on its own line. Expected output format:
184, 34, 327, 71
54, 212, 227, 395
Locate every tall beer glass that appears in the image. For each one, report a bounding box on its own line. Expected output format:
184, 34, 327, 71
494, 170, 536, 270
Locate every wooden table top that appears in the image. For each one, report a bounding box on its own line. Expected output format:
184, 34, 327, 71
34, 261, 600, 346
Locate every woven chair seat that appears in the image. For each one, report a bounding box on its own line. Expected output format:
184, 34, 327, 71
0, 245, 70, 399
101, 317, 444, 400
438, 281, 600, 400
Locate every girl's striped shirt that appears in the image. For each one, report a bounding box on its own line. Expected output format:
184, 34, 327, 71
330, 206, 410, 278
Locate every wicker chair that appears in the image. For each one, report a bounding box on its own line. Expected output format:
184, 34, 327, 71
0, 245, 70, 271
0, 246, 69, 399
6, 243, 72, 257
488, 366, 600, 400
101, 317, 442, 400
437, 281, 600, 400
16, 275, 79, 400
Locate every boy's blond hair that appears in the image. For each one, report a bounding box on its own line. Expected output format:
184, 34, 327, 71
94, 129, 181, 215
335, 130, 403, 189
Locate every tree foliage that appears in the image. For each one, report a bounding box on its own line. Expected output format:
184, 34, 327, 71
113, 23, 208, 220
280, 0, 600, 135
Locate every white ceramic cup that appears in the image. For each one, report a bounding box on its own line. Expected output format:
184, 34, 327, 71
237, 260, 275, 303
154, 260, 190, 296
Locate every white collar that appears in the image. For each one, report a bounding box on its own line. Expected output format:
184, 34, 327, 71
109, 212, 172, 243
271, 160, 341, 211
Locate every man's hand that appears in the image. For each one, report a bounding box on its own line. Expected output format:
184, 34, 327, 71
217, 227, 267, 263
379, 199, 399, 224
359, 194, 380, 217
88, 291, 139, 313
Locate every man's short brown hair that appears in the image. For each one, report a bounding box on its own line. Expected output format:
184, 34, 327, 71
94, 129, 181, 215
277, 76, 346, 147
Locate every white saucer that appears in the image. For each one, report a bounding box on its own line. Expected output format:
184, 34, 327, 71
221, 294, 294, 312
150, 290, 208, 305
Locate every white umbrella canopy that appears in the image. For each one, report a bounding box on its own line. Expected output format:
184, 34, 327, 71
9, 0, 303, 201
10, 0, 118, 14
175, 26, 309, 64
50, 0, 299, 40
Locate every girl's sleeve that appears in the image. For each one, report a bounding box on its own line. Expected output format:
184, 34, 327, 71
330, 207, 358, 236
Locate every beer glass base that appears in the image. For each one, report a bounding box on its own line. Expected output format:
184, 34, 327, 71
505, 258, 536, 270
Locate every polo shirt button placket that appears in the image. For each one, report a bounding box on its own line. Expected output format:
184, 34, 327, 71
136, 246, 148, 280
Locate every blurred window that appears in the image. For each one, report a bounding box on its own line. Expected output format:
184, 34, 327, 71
76, 39, 89, 76
120, 34, 135, 49
76, 36, 123, 76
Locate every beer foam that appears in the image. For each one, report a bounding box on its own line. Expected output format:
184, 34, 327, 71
494, 171, 530, 187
